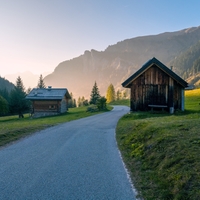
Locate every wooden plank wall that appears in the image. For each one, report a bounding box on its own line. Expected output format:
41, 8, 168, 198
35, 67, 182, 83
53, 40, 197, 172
33, 100, 61, 112
130, 65, 182, 111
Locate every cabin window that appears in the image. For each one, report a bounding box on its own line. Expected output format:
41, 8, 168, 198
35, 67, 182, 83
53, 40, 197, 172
49, 105, 56, 110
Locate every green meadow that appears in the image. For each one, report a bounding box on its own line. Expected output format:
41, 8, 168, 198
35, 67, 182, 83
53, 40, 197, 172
1, 89, 200, 199
116, 89, 200, 200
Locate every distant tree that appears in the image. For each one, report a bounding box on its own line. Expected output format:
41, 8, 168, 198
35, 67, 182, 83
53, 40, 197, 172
26, 87, 32, 94
106, 84, 115, 103
9, 76, 30, 118
37, 74, 46, 88
68, 92, 76, 108
83, 99, 89, 106
123, 90, 127, 99
0, 95, 9, 115
89, 81, 101, 105
73, 99, 77, 108
96, 96, 107, 110
116, 90, 121, 100
77, 97, 81, 107
77, 96, 89, 107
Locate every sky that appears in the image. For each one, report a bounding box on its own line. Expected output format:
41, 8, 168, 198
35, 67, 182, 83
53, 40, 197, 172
0, 0, 200, 77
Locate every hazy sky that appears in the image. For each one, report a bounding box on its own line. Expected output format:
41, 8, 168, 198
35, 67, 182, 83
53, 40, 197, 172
0, 0, 200, 76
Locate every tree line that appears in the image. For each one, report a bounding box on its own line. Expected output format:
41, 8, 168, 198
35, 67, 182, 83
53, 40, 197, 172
0, 74, 46, 117
76, 82, 129, 111
0, 74, 129, 117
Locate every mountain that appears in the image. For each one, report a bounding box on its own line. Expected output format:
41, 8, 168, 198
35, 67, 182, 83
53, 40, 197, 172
44, 26, 200, 99
0, 76, 15, 92
0, 76, 15, 101
169, 40, 200, 86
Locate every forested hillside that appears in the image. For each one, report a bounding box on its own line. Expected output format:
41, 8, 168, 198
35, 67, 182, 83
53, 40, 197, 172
170, 41, 200, 86
0, 76, 14, 91
0, 76, 15, 101
170, 41, 200, 77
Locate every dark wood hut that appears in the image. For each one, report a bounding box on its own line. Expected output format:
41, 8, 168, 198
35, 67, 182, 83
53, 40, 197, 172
26, 87, 71, 117
122, 57, 188, 113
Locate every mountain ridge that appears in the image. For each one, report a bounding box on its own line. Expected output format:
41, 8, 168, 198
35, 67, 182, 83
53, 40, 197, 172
44, 26, 200, 99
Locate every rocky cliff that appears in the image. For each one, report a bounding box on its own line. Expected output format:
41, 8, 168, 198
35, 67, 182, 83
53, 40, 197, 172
44, 26, 200, 99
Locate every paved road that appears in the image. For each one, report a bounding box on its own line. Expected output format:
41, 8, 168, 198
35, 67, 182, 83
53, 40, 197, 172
0, 106, 136, 200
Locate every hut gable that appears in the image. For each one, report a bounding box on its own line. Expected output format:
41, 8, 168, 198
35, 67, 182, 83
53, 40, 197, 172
122, 57, 188, 113
26, 87, 71, 117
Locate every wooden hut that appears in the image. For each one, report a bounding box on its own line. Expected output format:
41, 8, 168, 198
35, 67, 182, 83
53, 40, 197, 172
26, 87, 71, 117
122, 57, 188, 113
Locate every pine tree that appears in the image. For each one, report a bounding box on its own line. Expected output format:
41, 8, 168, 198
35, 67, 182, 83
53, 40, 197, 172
9, 76, 30, 117
89, 81, 101, 105
37, 74, 46, 88
106, 84, 115, 103
16, 76, 25, 92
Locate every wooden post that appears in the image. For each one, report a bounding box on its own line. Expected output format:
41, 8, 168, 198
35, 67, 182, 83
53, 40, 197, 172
181, 88, 185, 111
169, 77, 174, 114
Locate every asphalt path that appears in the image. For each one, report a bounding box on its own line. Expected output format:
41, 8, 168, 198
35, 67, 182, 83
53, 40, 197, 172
0, 106, 136, 200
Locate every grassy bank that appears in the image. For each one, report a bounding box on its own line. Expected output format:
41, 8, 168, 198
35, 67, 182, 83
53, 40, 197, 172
116, 89, 200, 200
109, 99, 130, 106
0, 106, 112, 147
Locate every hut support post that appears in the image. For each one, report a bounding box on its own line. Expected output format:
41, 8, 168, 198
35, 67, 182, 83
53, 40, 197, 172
181, 89, 185, 111
169, 77, 174, 114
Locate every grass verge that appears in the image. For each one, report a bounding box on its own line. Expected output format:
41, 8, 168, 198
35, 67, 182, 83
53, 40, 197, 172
116, 89, 200, 200
109, 99, 130, 106
0, 106, 112, 147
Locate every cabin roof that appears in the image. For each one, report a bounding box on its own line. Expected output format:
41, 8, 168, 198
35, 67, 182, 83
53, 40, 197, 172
26, 87, 71, 100
122, 57, 188, 88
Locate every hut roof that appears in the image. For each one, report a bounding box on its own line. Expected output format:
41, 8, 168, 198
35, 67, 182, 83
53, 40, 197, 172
122, 57, 188, 88
26, 87, 71, 100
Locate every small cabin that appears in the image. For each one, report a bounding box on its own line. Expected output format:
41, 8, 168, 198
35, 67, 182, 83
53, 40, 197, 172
26, 87, 71, 117
122, 57, 188, 113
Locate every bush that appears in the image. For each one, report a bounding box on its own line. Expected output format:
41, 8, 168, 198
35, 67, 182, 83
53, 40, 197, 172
96, 97, 107, 110
86, 105, 99, 112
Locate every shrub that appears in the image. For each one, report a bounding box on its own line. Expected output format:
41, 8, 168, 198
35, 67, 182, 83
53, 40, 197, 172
96, 97, 107, 110
86, 105, 99, 112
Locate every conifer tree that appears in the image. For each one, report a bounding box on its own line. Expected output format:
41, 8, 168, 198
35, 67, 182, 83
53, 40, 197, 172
106, 84, 115, 103
89, 81, 101, 105
37, 74, 46, 88
9, 76, 30, 117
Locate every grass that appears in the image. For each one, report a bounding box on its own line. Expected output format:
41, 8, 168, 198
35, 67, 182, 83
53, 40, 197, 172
0, 106, 112, 147
109, 99, 130, 106
116, 89, 200, 200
